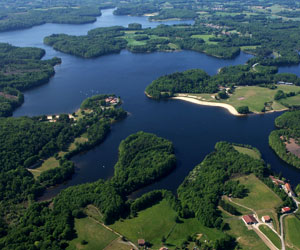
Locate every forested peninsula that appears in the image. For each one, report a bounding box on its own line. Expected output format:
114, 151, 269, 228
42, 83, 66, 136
269, 110, 300, 169
0, 43, 61, 117
145, 65, 300, 114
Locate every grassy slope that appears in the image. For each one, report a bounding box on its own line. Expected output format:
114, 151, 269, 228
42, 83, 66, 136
191, 85, 300, 113
233, 146, 261, 160
67, 217, 117, 250
232, 174, 283, 233
284, 214, 300, 249
259, 225, 281, 249
111, 199, 224, 249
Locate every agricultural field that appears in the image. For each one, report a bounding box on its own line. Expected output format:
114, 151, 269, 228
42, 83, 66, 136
259, 225, 281, 249
284, 214, 300, 249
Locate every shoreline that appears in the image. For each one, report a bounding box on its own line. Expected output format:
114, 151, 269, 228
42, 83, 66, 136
171, 95, 288, 116
172, 95, 242, 116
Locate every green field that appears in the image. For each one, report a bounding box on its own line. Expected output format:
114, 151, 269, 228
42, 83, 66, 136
284, 215, 300, 249
232, 174, 282, 233
259, 225, 281, 249
111, 199, 224, 249
67, 217, 117, 250
190, 85, 300, 113
233, 146, 261, 160
280, 94, 300, 106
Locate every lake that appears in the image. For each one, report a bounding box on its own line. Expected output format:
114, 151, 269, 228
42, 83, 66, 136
1, 9, 299, 199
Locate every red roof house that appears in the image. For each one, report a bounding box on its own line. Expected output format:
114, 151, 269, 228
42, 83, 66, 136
285, 183, 292, 192
262, 216, 272, 223
138, 239, 145, 246
242, 215, 258, 225
282, 207, 291, 213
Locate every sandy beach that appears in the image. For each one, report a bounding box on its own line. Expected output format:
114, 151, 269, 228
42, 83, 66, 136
172, 95, 242, 116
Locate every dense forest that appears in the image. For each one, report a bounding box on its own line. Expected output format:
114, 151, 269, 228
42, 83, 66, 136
269, 110, 300, 169
44, 26, 128, 58
145, 69, 217, 99
145, 65, 300, 99
0, 131, 176, 249
0, 43, 61, 116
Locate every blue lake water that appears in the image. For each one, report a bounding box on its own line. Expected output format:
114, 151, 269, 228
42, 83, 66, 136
1, 9, 300, 199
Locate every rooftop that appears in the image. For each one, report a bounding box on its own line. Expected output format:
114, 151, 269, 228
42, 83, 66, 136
242, 214, 258, 224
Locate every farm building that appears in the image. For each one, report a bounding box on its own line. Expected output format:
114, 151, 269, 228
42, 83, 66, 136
138, 239, 145, 246
282, 207, 291, 213
262, 216, 272, 223
242, 214, 258, 225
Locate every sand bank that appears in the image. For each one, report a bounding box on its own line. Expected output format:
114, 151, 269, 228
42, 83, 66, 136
172, 95, 242, 116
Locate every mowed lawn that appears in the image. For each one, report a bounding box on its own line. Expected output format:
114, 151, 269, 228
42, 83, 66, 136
284, 214, 300, 249
259, 225, 281, 249
232, 174, 283, 233
67, 217, 117, 250
233, 146, 261, 160
192, 85, 300, 113
111, 199, 224, 249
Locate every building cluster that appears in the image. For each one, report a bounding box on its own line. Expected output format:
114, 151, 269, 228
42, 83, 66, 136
269, 176, 296, 197
242, 214, 273, 226
269, 175, 295, 214
105, 96, 119, 105
277, 81, 294, 85
200, 23, 228, 30
46, 115, 59, 123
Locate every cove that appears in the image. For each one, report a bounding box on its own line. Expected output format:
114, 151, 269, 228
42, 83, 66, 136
0, 9, 300, 200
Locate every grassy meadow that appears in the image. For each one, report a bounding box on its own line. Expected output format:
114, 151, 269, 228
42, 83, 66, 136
111, 199, 224, 249
190, 85, 300, 113
67, 217, 117, 250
